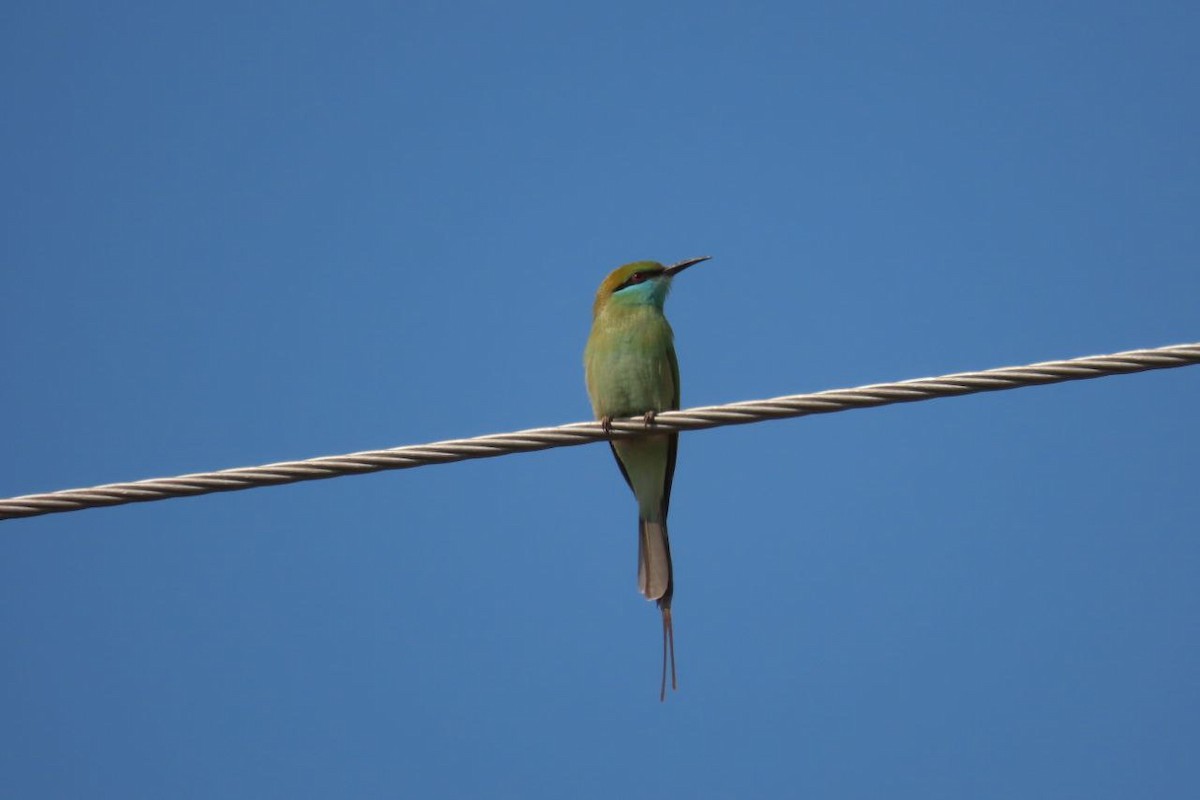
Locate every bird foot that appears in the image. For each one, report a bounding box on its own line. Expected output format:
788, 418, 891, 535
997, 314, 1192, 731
643, 410, 657, 428
600, 415, 613, 434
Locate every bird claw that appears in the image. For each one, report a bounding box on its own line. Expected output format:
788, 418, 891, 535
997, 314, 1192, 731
599, 412, 655, 434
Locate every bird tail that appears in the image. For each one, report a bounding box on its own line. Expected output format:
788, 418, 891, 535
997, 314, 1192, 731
638, 518, 677, 701
637, 518, 672, 601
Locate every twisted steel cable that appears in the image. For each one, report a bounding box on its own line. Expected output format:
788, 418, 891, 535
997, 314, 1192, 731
2, 342, 1197, 522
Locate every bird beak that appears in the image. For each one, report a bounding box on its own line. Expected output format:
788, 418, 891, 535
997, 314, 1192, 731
664, 256, 711, 276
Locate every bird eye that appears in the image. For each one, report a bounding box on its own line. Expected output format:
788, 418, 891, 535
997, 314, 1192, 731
617, 269, 661, 292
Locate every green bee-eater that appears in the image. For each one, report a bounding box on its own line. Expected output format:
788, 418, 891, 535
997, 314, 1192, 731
583, 256, 709, 700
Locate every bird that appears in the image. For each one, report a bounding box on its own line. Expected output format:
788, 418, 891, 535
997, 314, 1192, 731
583, 256, 710, 700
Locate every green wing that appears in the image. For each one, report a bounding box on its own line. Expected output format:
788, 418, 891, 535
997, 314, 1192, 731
662, 342, 680, 518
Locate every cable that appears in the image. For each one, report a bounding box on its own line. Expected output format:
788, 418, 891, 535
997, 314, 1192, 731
2, 342, 1197, 522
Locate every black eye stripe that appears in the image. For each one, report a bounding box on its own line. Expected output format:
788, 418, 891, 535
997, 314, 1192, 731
616, 268, 665, 292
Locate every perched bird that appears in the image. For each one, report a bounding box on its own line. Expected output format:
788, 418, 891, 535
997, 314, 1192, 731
583, 256, 710, 700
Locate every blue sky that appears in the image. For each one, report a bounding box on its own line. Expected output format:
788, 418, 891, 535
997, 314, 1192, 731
3, 2, 1198, 797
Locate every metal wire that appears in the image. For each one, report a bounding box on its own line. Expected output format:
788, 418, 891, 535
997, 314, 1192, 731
2, 342, 1197, 522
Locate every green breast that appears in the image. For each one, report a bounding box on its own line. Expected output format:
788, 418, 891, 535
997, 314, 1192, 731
585, 306, 678, 419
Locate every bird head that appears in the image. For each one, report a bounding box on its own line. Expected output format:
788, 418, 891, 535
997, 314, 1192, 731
592, 257, 710, 317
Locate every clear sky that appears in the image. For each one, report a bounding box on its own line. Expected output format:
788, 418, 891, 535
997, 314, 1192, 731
3, 2, 1198, 797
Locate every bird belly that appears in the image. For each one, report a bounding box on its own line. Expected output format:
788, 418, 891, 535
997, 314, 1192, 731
584, 315, 676, 420
588, 352, 672, 418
